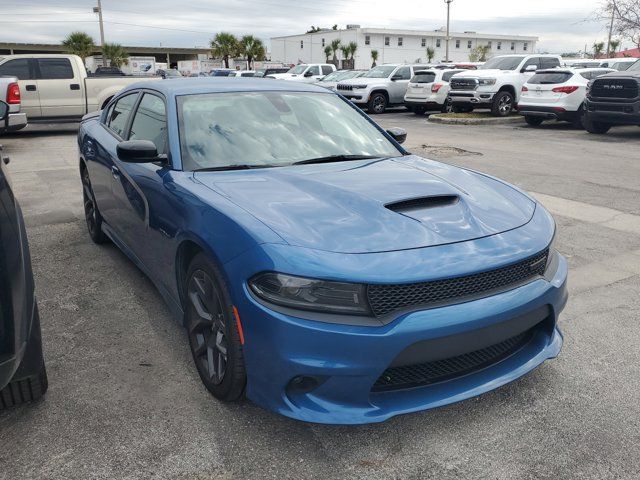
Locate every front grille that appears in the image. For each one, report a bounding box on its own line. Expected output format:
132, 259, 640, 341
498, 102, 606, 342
367, 249, 548, 317
450, 78, 478, 91
591, 78, 639, 99
372, 329, 532, 392
337, 84, 353, 91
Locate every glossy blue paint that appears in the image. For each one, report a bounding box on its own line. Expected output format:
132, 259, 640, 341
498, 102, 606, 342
78, 78, 568, 424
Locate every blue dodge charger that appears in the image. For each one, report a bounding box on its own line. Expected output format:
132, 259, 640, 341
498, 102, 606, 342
77, 78, 568, 424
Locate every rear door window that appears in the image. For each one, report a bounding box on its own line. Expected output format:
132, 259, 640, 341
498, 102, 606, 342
0, 58, 34, 80
107, 93, 138, 138
528, 72, 573, 84
410, 72, 436, 83
37, 58, 74, 79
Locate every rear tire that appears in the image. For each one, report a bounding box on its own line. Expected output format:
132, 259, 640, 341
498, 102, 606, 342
185, 253, 246, 402
367, 92, 388, 114
583, 116, 611, 134
491, 91, 514, 117
0, 303, 48, 409
81, 166, 107, 244
525, 116, 544, 127
440, 98, 453, 113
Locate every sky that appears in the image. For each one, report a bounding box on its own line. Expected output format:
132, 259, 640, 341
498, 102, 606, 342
0, 0, 625, 54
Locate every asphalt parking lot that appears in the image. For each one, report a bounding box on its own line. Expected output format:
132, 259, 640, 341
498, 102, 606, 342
1, 115, 640, 479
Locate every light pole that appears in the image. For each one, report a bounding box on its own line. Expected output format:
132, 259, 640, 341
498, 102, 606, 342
444, 0, 453, 62
93, 0, 106, 66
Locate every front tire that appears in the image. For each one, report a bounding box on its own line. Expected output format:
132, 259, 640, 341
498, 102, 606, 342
583, 116, 611, 134
368, 92, 388, 114
524, 116, 544, 127
81, 166, 107, 244
491, 91, 514, 117
185, 253, 246, 401
1, 303, 48, 409
441, 98, 453, 113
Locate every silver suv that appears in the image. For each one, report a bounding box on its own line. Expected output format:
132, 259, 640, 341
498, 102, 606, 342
336, 64, 429, 113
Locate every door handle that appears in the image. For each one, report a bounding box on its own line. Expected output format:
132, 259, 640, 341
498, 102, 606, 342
25, 84, 36, 91
111, 165, 120, 178
70, 83, 80, 90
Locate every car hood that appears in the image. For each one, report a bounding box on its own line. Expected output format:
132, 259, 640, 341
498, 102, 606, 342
194, 156, 536, 254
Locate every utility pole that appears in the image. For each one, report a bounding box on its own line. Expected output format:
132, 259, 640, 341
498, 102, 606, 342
444, 0, 453, 62
93, 0, 106, 66
606, 1, 616, 56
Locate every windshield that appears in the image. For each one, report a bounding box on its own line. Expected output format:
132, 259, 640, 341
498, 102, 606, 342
363, 65, 397, 78
628, 60, 640, 71
321, 70, 362, 82
178, 92, 401, 171
288, 65, 307, 74
480, 56, 525, 70
615, 61, 635, 71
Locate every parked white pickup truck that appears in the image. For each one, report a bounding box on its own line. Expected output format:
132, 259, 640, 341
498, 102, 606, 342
448, 54, 562, 116
0, 54, 157, 123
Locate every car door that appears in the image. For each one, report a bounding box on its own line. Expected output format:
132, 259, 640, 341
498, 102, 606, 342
86, 92, 139, 228
111, 91, 173, 276
388, 66, 412, 103
35, 57, 84, 119
0, 58, 40, 118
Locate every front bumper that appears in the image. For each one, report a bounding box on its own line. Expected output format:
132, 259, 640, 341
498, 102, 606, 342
225, 207, 568, 424
449, 89, 496, 106
585, 98, 640, 125
340, 91, 368, 104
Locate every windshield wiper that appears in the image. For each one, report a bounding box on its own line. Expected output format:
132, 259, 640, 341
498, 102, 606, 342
192, 164, 282, 172
293, 155, 382, 166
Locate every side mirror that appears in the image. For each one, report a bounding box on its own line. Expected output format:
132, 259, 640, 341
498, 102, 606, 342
304, 70, 314, 77
390, 74, 403, 81
386, 127, 407, 144
523, 64, 537, 73
117, 140, 160, 163
0, 100, 8, 134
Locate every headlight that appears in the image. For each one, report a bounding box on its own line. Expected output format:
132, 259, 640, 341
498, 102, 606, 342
249, 272, 371, 315
478, 78, 497, 86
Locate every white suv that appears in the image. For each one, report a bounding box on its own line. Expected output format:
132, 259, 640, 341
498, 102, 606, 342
448, 54, 562, 116
268, 64, 336, 83
336, 64, 428, 114
404, 69, 464, 114
518, 67, 615, 128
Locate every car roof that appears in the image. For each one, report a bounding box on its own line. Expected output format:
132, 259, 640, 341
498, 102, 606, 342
123, 77, 332, 96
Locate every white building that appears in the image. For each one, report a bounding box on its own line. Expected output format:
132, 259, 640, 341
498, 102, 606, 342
271, 26, 538, 69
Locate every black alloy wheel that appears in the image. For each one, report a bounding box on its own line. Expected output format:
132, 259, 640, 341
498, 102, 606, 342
368, 92, 388, 114
186, 253, 245, 401
81, 167, 107, 244
491, 91, 514, 117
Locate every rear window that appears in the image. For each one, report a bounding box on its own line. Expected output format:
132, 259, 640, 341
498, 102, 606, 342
528, 72, 572, 85
37, 58, 74, 79
410, 72, 436, 83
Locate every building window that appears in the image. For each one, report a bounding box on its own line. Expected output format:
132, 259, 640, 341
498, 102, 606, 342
365, 35, 370, 45
497, 41, 502, 50
467, 40, 472, 49
322, 38, 325, 47
398, 37, 403, 46
455, 39, 460, 49
524, 42, 528, 51
300, 40, 304, 49
385, 36, 390, 46
436, 38, 441, 48
421, 38, 426, 47
488, 41, 492, 49
511, 42, 515, 51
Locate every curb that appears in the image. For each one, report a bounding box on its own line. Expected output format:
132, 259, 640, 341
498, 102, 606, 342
427, 114, 525, 125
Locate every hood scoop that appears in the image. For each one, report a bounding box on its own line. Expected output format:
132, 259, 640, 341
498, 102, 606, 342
386, 195, 460, 214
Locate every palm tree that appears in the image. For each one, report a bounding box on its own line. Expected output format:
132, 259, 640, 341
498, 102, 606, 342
62, 31, 95, 61
211, 32, 239, 68
339, 45, 350, 68
426, 46, 435, 63
329, 39, 341, 65
371, 49, 379, 68
609, 39, 620, 54
324, 46, 332, 62
102, 43, 129, 68
239, 35, 265, 69
348, 41, 358, 59
593, 41, 605, 59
